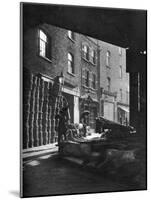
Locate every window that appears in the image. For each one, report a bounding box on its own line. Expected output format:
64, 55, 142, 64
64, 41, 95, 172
119, 47, 122, 55
90, 49, 96, 64
126, 91, 129, 104
92, 74, 96, 89
68, 53, 74, 74
85, 71, 89, 87
119, 65, 122, 78
106, 51, 111, 67
39, 29, 51, 60
68, 30, 75, 40
82, 44, 89, 60
120, 89, 122, 101
107, 77, 111, 91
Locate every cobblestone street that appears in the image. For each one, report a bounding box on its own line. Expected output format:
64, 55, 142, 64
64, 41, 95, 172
23, 152, 140, 197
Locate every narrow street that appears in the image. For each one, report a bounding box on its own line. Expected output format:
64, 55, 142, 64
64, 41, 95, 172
23, 151, 139, 197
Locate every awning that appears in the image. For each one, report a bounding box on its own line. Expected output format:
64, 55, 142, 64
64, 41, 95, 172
118, 105, 129, 113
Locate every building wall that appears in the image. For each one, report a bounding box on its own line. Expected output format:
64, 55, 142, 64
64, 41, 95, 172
79, 35, 99, 129
24, 24, 81, 85
23, 23, 130, 149
23, 24, 83, 148
24, 24, 82, 122
99, 41, 129, 103
98, 41, 129, 124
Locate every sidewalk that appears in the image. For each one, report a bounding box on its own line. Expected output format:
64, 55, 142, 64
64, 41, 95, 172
22, 143, 58, 160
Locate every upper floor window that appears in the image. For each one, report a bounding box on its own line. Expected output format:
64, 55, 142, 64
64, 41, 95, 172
90, 49, 96, 64
119, 47, 122, 55
120, 89, 123, 101
119, 65, 122, 79
82, 44, 89, 60
68, 53, 74, 74
107, 77, 111, 92
39, 29, 51, 60
92, 74, 96, 89
126, 91, 129, 104
106, 51, 111, 67
68, 30, 75, 40
85, 70, 89, 87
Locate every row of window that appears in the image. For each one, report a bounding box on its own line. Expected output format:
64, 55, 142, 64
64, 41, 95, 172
39, 29, 123, 81
39, 29, 128, 103
39, 29, 122, 65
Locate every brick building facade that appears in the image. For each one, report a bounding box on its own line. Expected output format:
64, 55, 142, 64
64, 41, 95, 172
79, 36, 99, 129
23, 24, 129, 149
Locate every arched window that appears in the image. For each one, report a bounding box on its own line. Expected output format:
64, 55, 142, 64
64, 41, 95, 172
106, 51, 111, 67
39, 29, 51, 60
68, 53, 74, 74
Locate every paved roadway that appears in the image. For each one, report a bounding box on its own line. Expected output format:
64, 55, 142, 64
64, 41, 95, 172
23, 152, 140, 198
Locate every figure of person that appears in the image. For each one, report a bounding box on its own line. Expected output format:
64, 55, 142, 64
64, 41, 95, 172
80, 111, 90, 137
56, 106, 70, 148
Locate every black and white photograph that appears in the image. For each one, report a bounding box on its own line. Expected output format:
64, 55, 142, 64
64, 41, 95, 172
20, 2, 147, 198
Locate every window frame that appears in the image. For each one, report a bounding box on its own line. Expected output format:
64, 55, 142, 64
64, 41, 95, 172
126, 91, 129, 104
92, 73, 96, 89
90, 49, 96, 65
119, 65, 122, 79
106, 50, 111, 67
119, 47, 122, 56
82, 44, 89, 61
85, 70, 90, 87
67, 52, 74, 74
38, 29, 51, 61
68, 30, 75, 41
107, 77, 111, 92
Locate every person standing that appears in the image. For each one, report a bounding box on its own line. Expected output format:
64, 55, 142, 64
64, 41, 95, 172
80, 111, 90, 137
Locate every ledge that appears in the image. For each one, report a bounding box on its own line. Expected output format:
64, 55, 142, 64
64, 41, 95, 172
67, 71, 76, 77
38, 55, 52, 63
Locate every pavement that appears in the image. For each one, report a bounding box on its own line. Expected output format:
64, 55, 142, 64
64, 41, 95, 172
22, 143, 58, 160
22, 144, 144, 198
